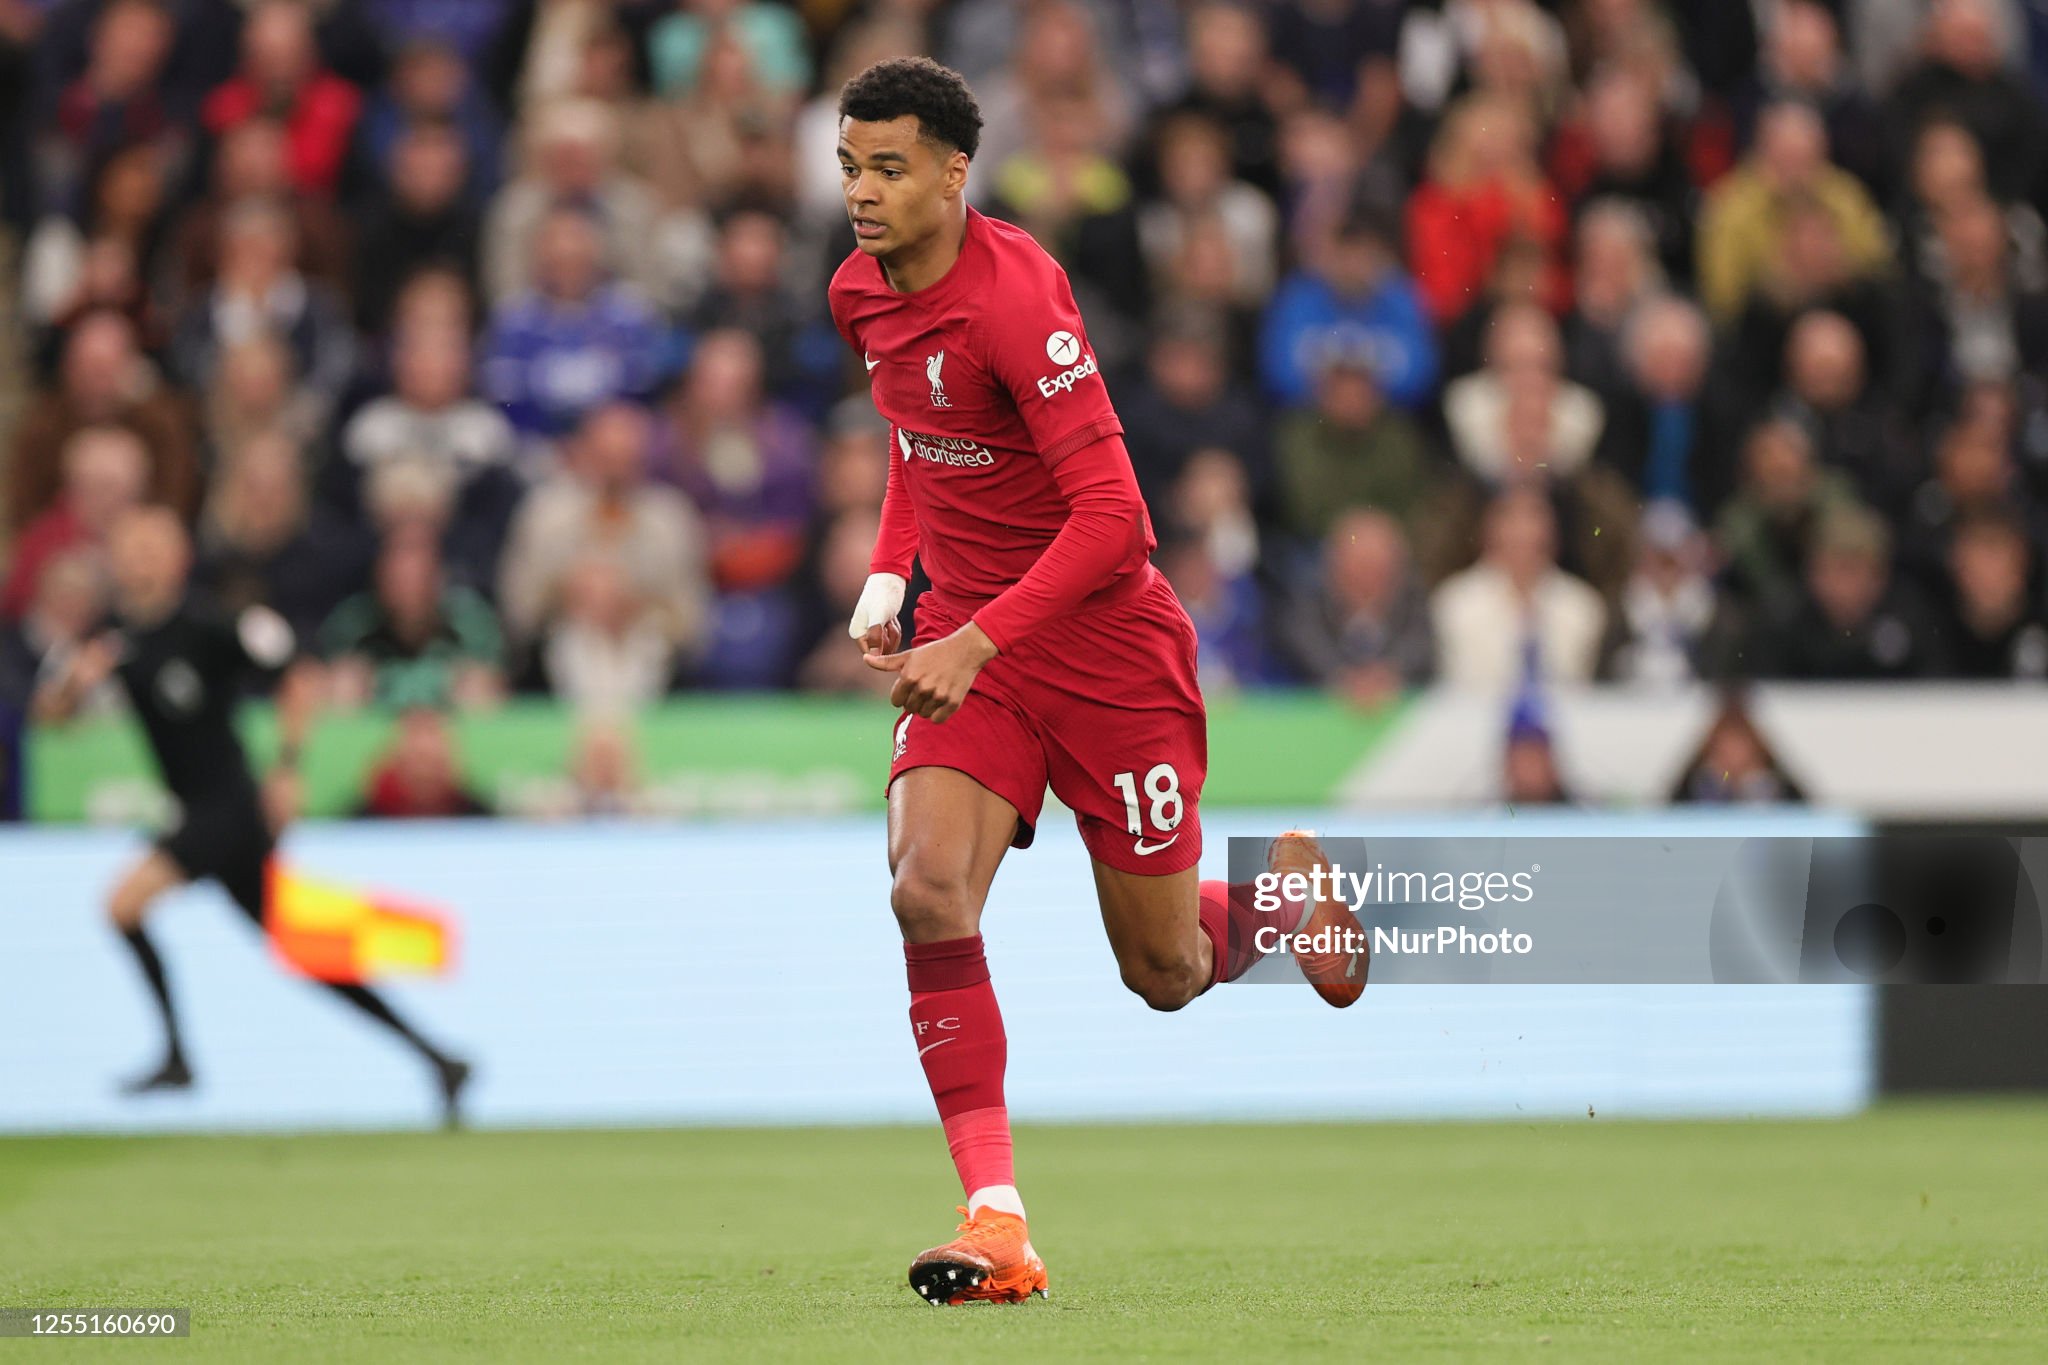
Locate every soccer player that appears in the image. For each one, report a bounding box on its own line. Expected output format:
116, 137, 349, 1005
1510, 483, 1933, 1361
32, 507, 473, 1124
828, 58, 1367, 1305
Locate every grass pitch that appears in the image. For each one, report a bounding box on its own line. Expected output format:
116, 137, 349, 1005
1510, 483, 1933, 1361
4, 1103, 2044, 1362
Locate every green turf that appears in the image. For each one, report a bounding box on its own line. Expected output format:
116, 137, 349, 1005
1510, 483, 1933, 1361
4, 1104, 2045, 1362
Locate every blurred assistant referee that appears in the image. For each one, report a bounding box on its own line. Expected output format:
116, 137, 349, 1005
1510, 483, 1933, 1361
34, 506, 473, 1125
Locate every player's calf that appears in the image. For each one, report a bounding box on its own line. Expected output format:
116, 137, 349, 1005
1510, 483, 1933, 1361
106, 852, 193, 1092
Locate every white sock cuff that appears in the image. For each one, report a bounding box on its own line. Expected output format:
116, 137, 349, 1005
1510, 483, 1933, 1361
966, 1184, 1026, 1220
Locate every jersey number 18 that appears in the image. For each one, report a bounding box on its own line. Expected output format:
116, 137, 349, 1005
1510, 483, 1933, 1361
1111, 764, 1183, 836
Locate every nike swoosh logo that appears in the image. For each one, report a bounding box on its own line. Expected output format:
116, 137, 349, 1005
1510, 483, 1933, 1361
865, 353, 880, 371
1133, 834, 1180, 856
917, 1037, 956, 1058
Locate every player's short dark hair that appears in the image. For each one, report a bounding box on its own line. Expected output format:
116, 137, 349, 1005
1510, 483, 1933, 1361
838, 57, 983, 160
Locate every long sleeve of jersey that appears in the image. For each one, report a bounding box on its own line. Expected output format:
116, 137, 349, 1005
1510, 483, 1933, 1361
867, 426, 921, 577
972, 433, 1151, 652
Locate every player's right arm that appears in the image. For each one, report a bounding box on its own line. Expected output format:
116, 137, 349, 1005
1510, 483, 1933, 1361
849, 424, 919, 653
829, 276, 920, 655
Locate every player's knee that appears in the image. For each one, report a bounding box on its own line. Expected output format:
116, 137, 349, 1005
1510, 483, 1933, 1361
890, 865, 979, 942
1120, 951, 1204, 1012
106, 885, 149, 933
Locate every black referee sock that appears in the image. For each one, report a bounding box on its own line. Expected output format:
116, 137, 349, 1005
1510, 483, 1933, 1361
322, 983, 450, 1069
120, 926, 187, 1065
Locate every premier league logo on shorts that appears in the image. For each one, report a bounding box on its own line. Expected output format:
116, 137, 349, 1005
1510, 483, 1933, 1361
926, 351, 950, 408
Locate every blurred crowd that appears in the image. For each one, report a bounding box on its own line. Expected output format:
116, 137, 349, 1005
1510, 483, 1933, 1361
3, 0, 2047, 779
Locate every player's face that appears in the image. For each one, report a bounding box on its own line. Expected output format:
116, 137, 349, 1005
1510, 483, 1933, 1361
838, 115, 966, 260
107, 512, 190, 621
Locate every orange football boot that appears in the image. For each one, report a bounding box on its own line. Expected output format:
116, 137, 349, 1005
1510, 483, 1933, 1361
1268, 829, 1369, 1007
907, 1206, 1049, 1305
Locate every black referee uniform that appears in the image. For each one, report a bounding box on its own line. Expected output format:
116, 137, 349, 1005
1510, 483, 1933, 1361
108, 594, 472, 1122
114, 595, 289, 919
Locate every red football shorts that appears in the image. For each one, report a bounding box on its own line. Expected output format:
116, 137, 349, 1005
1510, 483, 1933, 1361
886, 569, 1208, 876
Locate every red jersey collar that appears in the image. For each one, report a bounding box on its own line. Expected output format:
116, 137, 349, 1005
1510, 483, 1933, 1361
867, 206, 988, 308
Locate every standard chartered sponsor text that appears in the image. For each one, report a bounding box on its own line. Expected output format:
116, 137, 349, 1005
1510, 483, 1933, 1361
902, 430, 997, 467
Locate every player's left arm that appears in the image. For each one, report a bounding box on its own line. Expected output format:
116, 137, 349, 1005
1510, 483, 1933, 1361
863, 434, 1148, 720
863, 276, 1143, 721
972, 434, 1148, 648
968, 270, 1144, 649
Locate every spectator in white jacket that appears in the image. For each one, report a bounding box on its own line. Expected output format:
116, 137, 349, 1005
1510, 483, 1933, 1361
1431, 485, 1607, 689
497, 401, 710, 666
542, 555, 680, 710
339, 319, 523, 591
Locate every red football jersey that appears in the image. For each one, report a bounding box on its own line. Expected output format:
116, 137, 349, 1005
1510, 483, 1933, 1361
828, 208, 1156, 614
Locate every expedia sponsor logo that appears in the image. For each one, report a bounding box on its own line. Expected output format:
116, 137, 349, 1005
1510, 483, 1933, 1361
1036, 351, 1098, 399
897, 428, 996, 467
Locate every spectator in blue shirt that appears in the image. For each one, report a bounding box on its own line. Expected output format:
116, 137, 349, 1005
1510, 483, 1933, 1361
352, 39, 504, 206
1259, 209, 1437, 410
479, 202, 675, 443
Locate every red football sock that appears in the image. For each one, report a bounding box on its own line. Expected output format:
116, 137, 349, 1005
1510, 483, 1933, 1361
1198, 879, 1274, 986
905, 934, 1015, 1200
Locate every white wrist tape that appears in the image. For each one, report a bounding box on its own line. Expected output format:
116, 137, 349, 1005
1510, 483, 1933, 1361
847, 572, 908, 639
